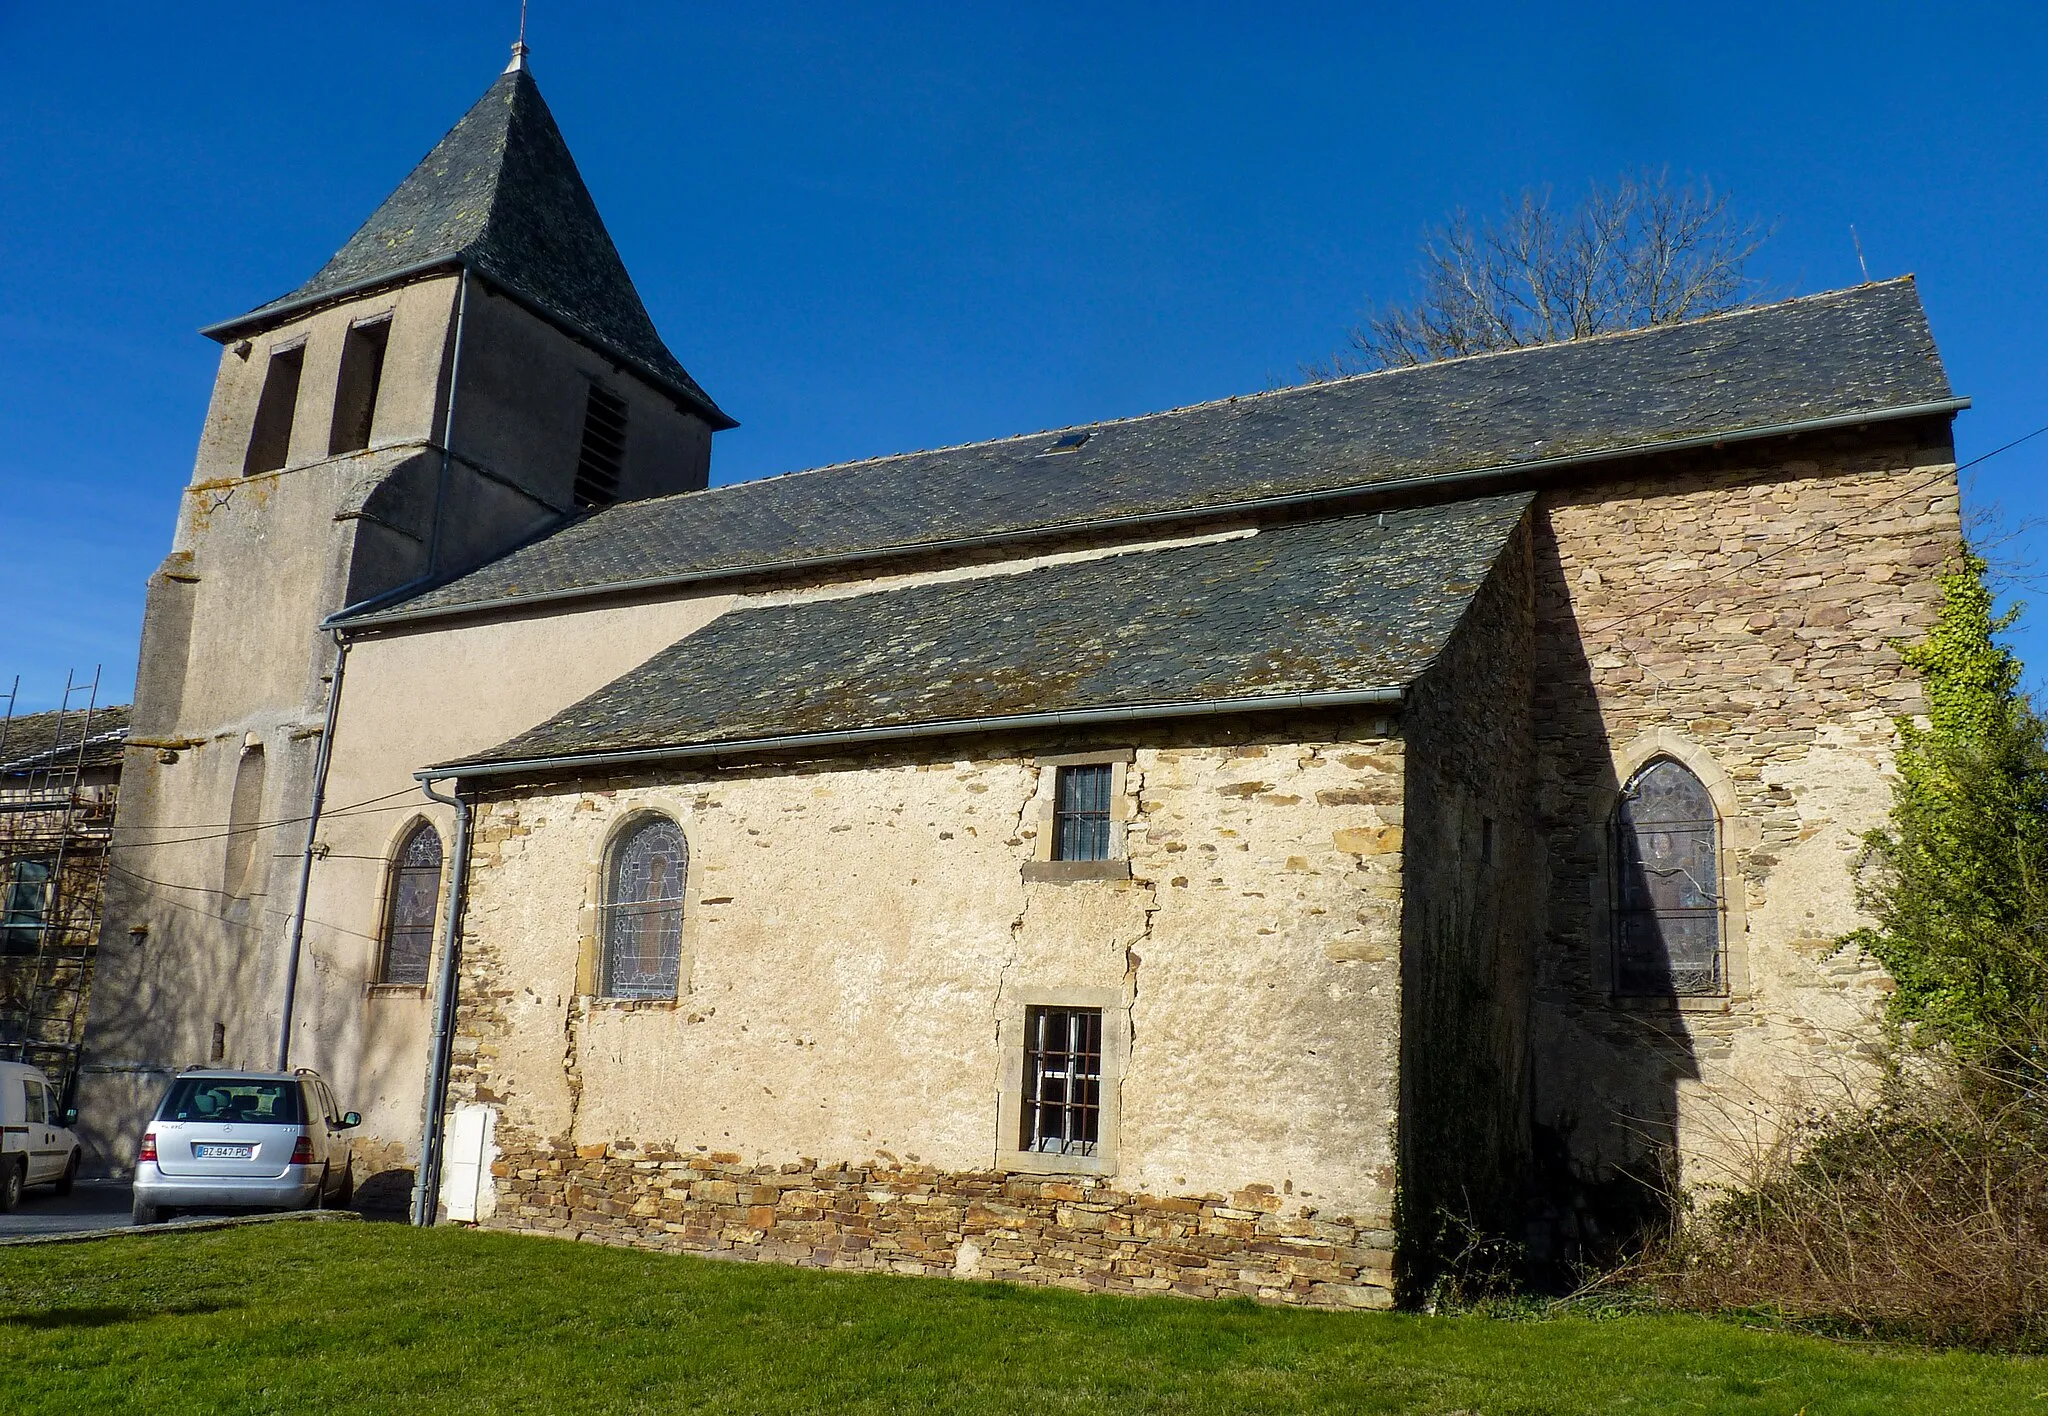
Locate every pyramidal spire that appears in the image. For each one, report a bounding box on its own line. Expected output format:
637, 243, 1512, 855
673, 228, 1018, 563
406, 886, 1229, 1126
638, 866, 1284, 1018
206, 61, 731, 428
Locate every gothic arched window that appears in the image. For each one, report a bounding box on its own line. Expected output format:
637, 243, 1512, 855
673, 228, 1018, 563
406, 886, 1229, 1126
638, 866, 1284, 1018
602, 817, 687, 1000
1612, 757, 1722, 996
380, 821, 443, 986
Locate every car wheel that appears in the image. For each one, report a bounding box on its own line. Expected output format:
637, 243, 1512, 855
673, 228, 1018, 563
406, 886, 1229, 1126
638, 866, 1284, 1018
313, 1166, 328, 1211
335, 1160, 355, 1209
54, 1151, 79, 1197
131, 1195, 161, 1226
0, 1159, 22, 1213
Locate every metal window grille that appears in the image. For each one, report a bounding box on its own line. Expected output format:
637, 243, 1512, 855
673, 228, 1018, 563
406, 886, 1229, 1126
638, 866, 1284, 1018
573, 384, 629, 508
1020, 1006, 1103, 1156
602, 818, 687, 999
1613, 758, 1722, 996
379, 822, 443, 986
1053, 764, 1112, 862
1, 858, 51, 957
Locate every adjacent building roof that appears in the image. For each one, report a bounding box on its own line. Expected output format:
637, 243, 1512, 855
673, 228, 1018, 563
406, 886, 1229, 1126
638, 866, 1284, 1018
0, 705, 131, 780
203, 65, 731, 428
440, 494, 1531, 774
366, 279, 1955, 628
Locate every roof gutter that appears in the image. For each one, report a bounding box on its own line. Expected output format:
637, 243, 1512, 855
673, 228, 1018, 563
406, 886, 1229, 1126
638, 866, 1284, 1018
423, 684, 1410, 783
340, 394, 1969, 634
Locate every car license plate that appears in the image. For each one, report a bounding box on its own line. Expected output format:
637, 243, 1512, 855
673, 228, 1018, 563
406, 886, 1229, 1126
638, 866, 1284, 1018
195, 1144, 254, 1160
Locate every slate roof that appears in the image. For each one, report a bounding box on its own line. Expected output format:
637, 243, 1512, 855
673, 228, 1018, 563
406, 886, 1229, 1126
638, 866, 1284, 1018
204, 66, 731, 428
0, 705, 131, 779
442, 494, 1530, 772
368, 279, 1953, 627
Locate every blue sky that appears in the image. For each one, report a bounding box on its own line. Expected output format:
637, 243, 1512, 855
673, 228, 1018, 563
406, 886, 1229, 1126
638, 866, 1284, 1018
2, 3, 2045, 712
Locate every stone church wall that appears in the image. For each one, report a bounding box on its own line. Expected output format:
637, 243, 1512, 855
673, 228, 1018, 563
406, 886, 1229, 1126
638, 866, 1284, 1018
1530, 424, 1962, 1205
1396, 515, 1540, 1264
448, 714, 1416, 1306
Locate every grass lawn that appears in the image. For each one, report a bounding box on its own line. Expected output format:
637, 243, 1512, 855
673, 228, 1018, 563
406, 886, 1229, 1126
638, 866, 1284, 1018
0, 1220, 2042, 1414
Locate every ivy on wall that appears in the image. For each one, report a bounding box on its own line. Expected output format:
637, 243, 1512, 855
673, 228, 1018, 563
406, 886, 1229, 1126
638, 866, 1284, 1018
1847, 549, 2048, 1071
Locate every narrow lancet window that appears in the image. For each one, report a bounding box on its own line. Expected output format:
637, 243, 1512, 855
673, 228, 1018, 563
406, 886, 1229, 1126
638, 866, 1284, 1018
601, 817, 686, 999
379, 822, 443, 986
328, 317, 391, 455
244, 344, 305, 475
573, 383, 629, 508
1613, 758, 1722, 996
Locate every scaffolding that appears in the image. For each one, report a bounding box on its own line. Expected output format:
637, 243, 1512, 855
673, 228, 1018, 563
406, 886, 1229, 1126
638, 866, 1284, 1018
0, 670, 126, 1108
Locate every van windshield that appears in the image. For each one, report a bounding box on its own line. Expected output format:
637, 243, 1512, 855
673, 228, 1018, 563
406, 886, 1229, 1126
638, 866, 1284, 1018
158, 1079, 302, 1125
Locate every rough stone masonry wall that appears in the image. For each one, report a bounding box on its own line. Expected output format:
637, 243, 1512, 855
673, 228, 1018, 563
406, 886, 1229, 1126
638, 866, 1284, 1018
494, 1149, 1397, 1306
449, 717, 1415, 1307
1531, 425, 1962, 1198
1397, 515, 1539, 1261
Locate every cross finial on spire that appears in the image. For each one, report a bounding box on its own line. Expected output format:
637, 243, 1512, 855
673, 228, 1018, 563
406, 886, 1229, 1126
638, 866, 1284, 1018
505, 0, 530, 72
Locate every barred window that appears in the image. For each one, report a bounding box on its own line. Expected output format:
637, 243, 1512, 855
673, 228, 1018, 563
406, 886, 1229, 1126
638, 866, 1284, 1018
379, 822, 442, 986
602, 817, 687, 1000
1052, 764, 1112, 862
1021, 1006, 1102, 1156
1613, 758, 1722, 996
1, 858, 51, 956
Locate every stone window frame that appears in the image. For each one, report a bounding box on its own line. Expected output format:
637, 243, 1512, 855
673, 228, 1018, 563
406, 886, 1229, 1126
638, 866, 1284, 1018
994, 985, 1128, 1177
576, 798, 705, 1009
366, 812, 447, 997
1587, 729, 1756, 1012
1022, 749, 1134, 883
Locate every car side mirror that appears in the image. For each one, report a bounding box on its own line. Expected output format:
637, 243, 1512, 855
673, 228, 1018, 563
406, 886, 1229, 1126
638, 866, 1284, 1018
341, 1112, 362, 1130
63, 1108, 77, 1126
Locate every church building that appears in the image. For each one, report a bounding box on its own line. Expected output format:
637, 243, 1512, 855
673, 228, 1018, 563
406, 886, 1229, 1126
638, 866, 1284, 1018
81, 50, 1966, 1307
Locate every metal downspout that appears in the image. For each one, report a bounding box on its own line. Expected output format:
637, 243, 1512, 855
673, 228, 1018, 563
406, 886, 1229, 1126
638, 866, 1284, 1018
426, 268, 471, 580
275, 630, 350, 1070
411, 775, 472, 1226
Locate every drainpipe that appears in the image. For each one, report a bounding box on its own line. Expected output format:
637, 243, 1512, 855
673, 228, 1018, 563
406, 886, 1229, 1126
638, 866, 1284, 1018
275, 629, 350, 1070
411, 774, 472, 1226
425, 268, 471, 580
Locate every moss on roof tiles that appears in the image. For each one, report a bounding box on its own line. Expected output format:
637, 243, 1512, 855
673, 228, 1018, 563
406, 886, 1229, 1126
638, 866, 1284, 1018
445, 495, 1530, 770
386, 279, 1949, 622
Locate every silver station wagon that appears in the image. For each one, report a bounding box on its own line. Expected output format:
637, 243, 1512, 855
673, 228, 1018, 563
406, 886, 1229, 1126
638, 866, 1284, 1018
131, 1068, 360, 1224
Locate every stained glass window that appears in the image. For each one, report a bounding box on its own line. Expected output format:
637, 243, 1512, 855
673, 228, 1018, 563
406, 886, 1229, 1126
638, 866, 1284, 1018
603, 817, 687, 1000
1613, 758, 1722, 996
380, 822, 442, 986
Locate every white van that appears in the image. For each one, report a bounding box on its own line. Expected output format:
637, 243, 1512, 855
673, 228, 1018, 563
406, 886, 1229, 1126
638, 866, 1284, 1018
0, 1060, 81, 1211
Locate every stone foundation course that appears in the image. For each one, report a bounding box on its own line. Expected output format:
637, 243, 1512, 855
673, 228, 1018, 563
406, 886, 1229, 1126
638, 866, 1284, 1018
483, 1143, 1396, 1309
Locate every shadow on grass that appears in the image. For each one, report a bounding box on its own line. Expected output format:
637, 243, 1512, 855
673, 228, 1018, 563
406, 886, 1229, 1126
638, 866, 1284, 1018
1, 1302, 233, 1329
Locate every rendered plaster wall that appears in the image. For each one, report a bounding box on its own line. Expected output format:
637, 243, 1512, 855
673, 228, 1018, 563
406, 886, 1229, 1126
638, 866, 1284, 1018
1531, 425, 1962, 1200
79, 266, 721, 1177
450, 284, 714, 509
1396, 516, 1539, 1259
448, 717, 1412, 1304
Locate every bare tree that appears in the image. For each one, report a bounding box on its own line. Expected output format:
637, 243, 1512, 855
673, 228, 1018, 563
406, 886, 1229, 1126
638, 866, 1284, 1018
1314, 170, 1775, 376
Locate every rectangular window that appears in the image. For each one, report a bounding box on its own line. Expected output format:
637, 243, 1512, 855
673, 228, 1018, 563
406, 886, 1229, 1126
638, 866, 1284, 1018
22, 1080, 45, 1125
328, 317, 391, 455
1020, 1006, 1102, 1157
1053, 764, 1112, 862
573, 383, 630, 507
1, 859, 51, 956
244, 343, 306, 475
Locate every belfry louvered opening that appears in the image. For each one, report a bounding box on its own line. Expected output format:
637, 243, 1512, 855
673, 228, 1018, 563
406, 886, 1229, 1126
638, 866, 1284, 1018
574, 383, 630, 508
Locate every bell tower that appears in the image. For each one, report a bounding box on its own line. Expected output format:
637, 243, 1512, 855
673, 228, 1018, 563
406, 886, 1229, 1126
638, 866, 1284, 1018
82, 49, 732, 1151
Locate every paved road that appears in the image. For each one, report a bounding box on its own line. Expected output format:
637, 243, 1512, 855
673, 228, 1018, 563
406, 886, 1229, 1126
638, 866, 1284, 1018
0, 1178, 134, 1239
